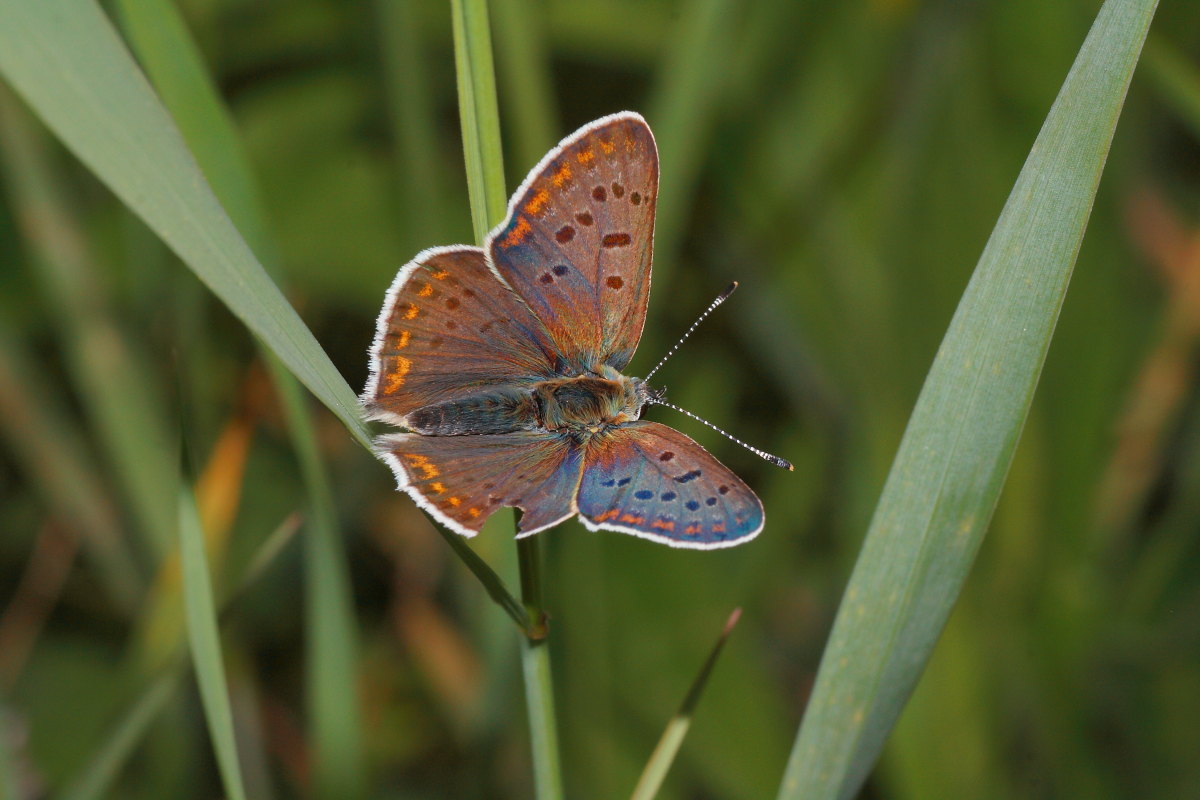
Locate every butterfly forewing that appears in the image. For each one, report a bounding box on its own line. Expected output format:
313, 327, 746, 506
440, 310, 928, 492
377, 432, 585, 536
576, 422, 764, 548
363, 246, 561, 426
488, 112, 658, 373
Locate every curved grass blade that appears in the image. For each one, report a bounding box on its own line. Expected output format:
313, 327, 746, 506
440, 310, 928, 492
630, 609, 742, 800
178, 484, 247, 800
777, 1, 1160, 798
0, 0, 371, 451
110, 2, 369, 792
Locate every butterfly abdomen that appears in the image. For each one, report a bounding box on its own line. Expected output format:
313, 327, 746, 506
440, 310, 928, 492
405, 388, 540, 435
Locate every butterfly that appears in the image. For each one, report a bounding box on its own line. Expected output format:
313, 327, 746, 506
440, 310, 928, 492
362, 112, 776, 549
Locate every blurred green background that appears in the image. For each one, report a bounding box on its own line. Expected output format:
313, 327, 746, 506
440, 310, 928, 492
1, 0, 1198, 797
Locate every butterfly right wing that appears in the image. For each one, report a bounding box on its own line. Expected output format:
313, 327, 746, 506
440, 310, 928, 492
363, 246, 564, 427
376, 431, 584, 537
576, 421, 764, 548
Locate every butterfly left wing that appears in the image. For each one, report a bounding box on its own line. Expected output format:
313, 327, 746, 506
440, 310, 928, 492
576, 422, 764, 548
487, 112, 658, 373
363, 246, 562, 427
376, 431, 584, 537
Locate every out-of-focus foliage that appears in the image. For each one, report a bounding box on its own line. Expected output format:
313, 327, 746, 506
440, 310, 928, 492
0, 0, 1196, 798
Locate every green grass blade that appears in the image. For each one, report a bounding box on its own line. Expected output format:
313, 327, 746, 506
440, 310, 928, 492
178, 484, 248, 800
0, 0, 371, 451
630, 609, 742, 800
517, 537, 562, 800
438, 526, 535, 635
57, 673, 178, 800
452, 0, 507, 239
111, 0, 275, 264
777, 1, 1159, 798
0, 86, 176, 561
451, 3, 562, 797
111, 3, 369, 792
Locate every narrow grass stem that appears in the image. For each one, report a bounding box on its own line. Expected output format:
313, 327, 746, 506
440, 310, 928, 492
518, 537, 562, 799
451, 1, 563, 795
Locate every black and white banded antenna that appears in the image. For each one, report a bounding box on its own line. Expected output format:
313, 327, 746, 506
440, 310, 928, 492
643, 281, 794, 471
643, 281, 739, 381
647, 396, 794, 471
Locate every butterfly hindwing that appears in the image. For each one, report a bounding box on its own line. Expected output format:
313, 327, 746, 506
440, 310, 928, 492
363, 246, 562, 426
377, 431, 584, 536
576, 421, 764, 548
488, 112, 658, 372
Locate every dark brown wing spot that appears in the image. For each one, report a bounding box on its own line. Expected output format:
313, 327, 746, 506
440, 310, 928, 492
718, 485, 730, 495
539, 272, 554, 284
575, 211, 594, 226
479, 320, 493, 332
462, 288, 476, 297
602, 233, 632, 248
552, 264, 569, 276
631, 191, 642, 205
592, 185, 607, 201
556, 225, 575, 243
430, 336, 444, 348
659, 451, 674, 462
611, 182, 625, 198
445, 298, 460, 310
446, 320, 457, 330
606, 276, 624, 289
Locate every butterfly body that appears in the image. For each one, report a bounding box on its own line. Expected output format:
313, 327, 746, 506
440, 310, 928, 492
364, 113, 768, 548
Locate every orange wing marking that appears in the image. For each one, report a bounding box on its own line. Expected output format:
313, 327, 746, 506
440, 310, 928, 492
651, 519, 675, 531
576, 148, 595, 165
403, 452, 439, 479
599, 139, 615, 154
619, 513, 645, 525
596, 509, 620, 523
551, 163, 572, 187
417, 283, 434, 297
684, 523, 702, 535
401, 303, 420, 320
524, 189, 550, 215
382, 357, 412, 394
391, 330, 411, 349
498, 217, 532, 249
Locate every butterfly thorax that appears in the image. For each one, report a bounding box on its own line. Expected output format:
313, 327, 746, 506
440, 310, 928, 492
533, 370, 648, 434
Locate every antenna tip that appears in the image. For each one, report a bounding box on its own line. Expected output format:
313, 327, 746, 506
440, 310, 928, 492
770, 455, 794, 471
719, 281, 739, 300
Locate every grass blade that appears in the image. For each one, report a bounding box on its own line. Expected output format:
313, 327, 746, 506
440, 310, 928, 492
179, 484, 247, 800
452, 0, 507, 239
112, 4, 370, 792
451, 3, 562, 797
630, 609, 742, 800
777, 1, 1160, 798
0, 0, 371, 450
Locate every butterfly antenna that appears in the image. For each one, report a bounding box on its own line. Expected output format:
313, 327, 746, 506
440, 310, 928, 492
643, 282, 739, 381
647, 397, 794, 471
